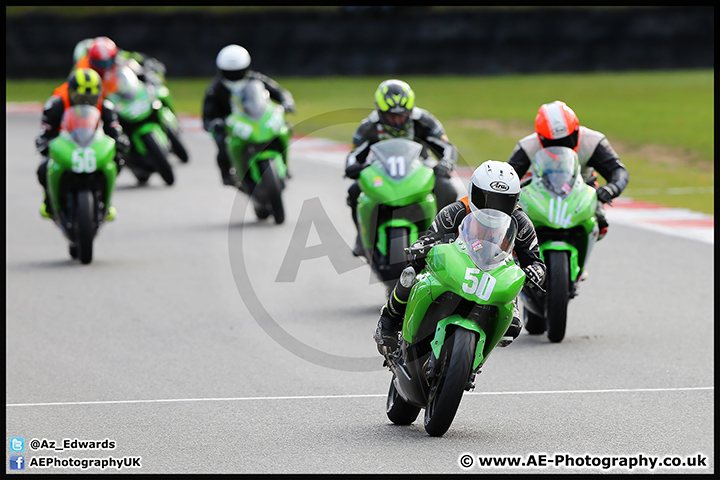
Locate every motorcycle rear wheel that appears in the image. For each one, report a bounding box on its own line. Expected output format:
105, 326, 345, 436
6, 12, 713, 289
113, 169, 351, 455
545, 250, 570, 342
424, 328, 475, 437
142, 132, 174, 185
75, 190, 95, 265
386, 377, 421, 425
166, 126, 189, 163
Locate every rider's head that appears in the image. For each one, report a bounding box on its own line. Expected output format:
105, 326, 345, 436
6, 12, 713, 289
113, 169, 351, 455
73, 38, 94, 65
67, 68, 103, 106
216, 44, 251, 90
469, 160, 521, 216
535, 100, 580, 151
88, 36, 118, 77
374, 79, 415, 137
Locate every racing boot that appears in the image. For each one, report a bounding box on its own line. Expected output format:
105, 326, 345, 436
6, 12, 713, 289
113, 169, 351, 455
40, 195, 52, 219
498, 300, 522, 347
106, 206, 117, 222
373, 305, 402, 354
373, 266, 416, 354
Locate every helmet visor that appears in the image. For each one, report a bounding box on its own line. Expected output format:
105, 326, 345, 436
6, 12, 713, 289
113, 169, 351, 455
381, 111, 410, 127
470, 183, 519, 216
221, 68, 248, 82
539, 128, 579, 150
90, 57, 115, 72
69, 91, 100, 106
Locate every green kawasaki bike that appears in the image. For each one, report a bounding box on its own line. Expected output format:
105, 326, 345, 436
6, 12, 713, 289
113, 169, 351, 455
225, 79, 291, 225
518, 146, 601, 343
45, 105, 118, 264
356, 138, 437, 291
108, 64, 181, 186
382, 209, 525, 436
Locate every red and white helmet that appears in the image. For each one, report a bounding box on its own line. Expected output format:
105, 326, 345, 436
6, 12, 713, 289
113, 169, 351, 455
535, 100, 580, 151
88, 36, 118, 76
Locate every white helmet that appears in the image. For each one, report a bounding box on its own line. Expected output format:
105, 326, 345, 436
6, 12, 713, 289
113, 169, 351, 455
468, 160, 521, 216
216, 44, 251, 90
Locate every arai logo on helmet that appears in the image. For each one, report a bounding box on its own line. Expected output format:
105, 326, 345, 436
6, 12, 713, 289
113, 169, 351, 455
489, 181, 509, 191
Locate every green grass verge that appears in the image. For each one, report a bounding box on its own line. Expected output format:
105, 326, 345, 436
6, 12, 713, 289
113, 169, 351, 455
7, 70, 713, 214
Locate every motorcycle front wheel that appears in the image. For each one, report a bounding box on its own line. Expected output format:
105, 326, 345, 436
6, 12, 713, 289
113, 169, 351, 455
258, 160, 285, 225
424, 328, 475, 437
75, 190, 95, 265
545, 250, 570, 343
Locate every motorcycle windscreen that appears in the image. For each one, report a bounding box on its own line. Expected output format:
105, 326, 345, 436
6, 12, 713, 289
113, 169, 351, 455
115, 65, 141, 101
367, 138, 424, 180
61, 105, 101, 148
458, 208, 517, 271
233, 79, 270, 120
532, 146, 579, 197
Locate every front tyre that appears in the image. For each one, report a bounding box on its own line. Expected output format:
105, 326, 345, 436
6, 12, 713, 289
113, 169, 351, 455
424, 328, 476, 437
386, 378, 421, 425
383, 227, 410, 288
259, 160, 285, 225
75, 190, 95, 265
545, 250, 570, 343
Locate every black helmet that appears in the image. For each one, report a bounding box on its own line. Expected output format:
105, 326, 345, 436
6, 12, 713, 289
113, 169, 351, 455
67, 68, 103, 106
374, 79, 415, 137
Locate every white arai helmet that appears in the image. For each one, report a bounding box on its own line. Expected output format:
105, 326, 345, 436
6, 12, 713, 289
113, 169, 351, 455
468, 160, 521, 216
216, 44, 251, 90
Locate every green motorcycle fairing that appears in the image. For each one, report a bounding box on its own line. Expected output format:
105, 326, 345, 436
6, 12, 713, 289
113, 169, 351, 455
108, 67, 171, 156
46, 106, 118, 213
519, 146, 600, 282
356, 138, 437, 253
225, 89, 290, 184
402, 210, 526, 370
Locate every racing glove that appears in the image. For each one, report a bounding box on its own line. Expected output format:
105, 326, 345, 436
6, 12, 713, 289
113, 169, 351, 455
596, 183, 620, 204
345, 161, 366, 180
115, 134, 131, 156
208, 118, 225, 139
433, 160, 453, 178
35, 136, 50, 156
283, 102, 296, 115
523, 264, 545, 287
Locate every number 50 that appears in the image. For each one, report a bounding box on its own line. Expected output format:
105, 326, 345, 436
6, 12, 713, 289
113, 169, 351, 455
462, 267, 496, 301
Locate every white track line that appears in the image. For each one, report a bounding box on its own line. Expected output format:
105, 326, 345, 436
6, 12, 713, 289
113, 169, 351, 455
6, 387, 713, 408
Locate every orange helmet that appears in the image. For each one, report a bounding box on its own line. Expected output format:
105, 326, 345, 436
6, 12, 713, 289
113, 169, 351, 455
88, 36, 118, 76
535, 100, 580, 151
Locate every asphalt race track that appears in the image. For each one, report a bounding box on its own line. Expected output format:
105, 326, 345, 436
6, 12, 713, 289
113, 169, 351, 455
6, 111, 714, 474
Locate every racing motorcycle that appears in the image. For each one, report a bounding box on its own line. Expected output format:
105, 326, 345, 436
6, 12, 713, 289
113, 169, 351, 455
225, 79, 290, 224
381, 209, 526, 437
107, 64, 181, 185
518, 146, 601, 343
45, 105, 118, 264
355, 138, 437, 292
